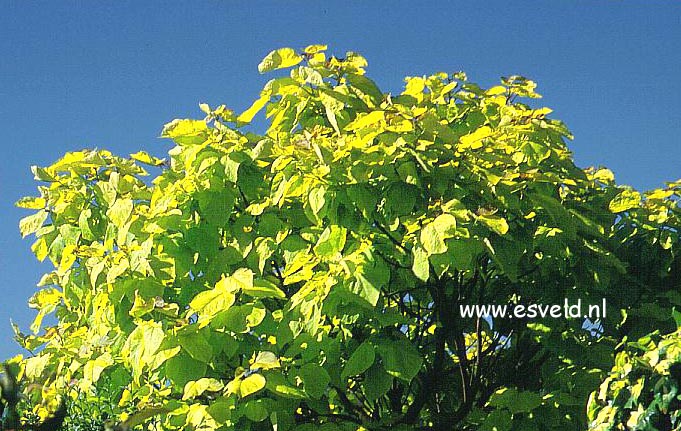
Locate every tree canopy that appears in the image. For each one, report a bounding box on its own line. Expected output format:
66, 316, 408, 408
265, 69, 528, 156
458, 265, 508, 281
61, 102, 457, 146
10, 45, 681, 431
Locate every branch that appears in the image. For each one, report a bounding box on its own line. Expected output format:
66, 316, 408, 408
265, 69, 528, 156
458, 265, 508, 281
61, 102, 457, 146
399, 327, 446, 425
373, 219, 410, 254
331, 385, 371, 424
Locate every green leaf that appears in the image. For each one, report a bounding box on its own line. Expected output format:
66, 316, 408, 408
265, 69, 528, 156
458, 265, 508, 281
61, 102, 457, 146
313, 225, 347, 258
244, 399, 269, 422
258, 48, 303, 73
121, 321, 165, 381
189, 281, 237, 328
376, 338, 422, 383
488, 387, 543, 414
342, 341, 375, 380
347, 73, 383, 105
673, 307, 681, 329
364, 364, 393, 401
479, 408, 512, 431
243, 278, 286, 299
179, 331, 214, 363
82, 352, 114, 386
530, 193, 576, 240
355, 253, 389, 306
308, 186, 326, 215
299, 363, 330, 398
265, 372, 307, 399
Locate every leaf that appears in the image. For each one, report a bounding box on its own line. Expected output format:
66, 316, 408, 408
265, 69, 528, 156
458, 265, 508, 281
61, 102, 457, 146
107, 198, 133, 228
185, 404, 217, 430
179, 331, 213, 363
403, 76, 425, 97
376, 338, 422, 383
530, 194, 576, 240
346, 110, 385, 130
121, 321, 165, 381
477, 214, 509, 235
161, 119, 209, 145
672, 307, 681, 329
239, 373, 267, 398
19, 211, 49, 238
313, 225, 347, 258
479, 408, 512, 431
459, 126, 492, 150
347, 73, 383, 106
189, 280, 237, 328
265, 372, 307, 399
411, 245, 430, 282
355, 253, 389, 306
258, 48, 303, 73
183, 378, 224, 400
364, 364, 393, 401
15, 196, 46, 210
488, 387, 543, 414
131, 151, 165, 166
299, 363, 330, 398
82, 352, 113, 386
342, 341, 375, 380
251, 351, 280, 370
304, 44, 327, 54
308, 186, 326, 215
609, 189, 641, 213
243, 278, 286, 299
238, 94, 269, 123
244, 399, 269, 422
420, 213, 457, 254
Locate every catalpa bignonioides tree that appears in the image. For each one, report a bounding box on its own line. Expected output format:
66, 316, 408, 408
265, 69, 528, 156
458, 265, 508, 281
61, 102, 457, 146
11, 45, 681, 431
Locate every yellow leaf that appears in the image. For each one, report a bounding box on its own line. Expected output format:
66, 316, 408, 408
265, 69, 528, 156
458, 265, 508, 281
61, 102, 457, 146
346, 111, 385, 130
477, 214, 509, 235
459, 126, 492, 150
237, 94, 269, 123
16, 196, 46, 209
131, 151, 165, 166
304, 44, 327, 54
239, 373, 266, 398
251, 351, 280, 370
161, 119, 209, 145
258, 48, 303, 73
403, 77, 426, 98
485, 86, 506, 96
183, 378, 224, 400
19, 210, 49, 238
609, 190, 641, 213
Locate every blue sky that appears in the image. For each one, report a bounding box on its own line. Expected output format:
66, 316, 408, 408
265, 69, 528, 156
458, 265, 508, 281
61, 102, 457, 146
0, 2, 679, 359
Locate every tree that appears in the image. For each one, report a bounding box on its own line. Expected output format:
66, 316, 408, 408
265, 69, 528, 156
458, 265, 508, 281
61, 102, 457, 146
12, 45, 681, 430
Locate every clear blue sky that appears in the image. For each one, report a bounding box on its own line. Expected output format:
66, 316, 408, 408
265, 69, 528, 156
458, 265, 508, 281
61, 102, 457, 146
1, 2, 679, 360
